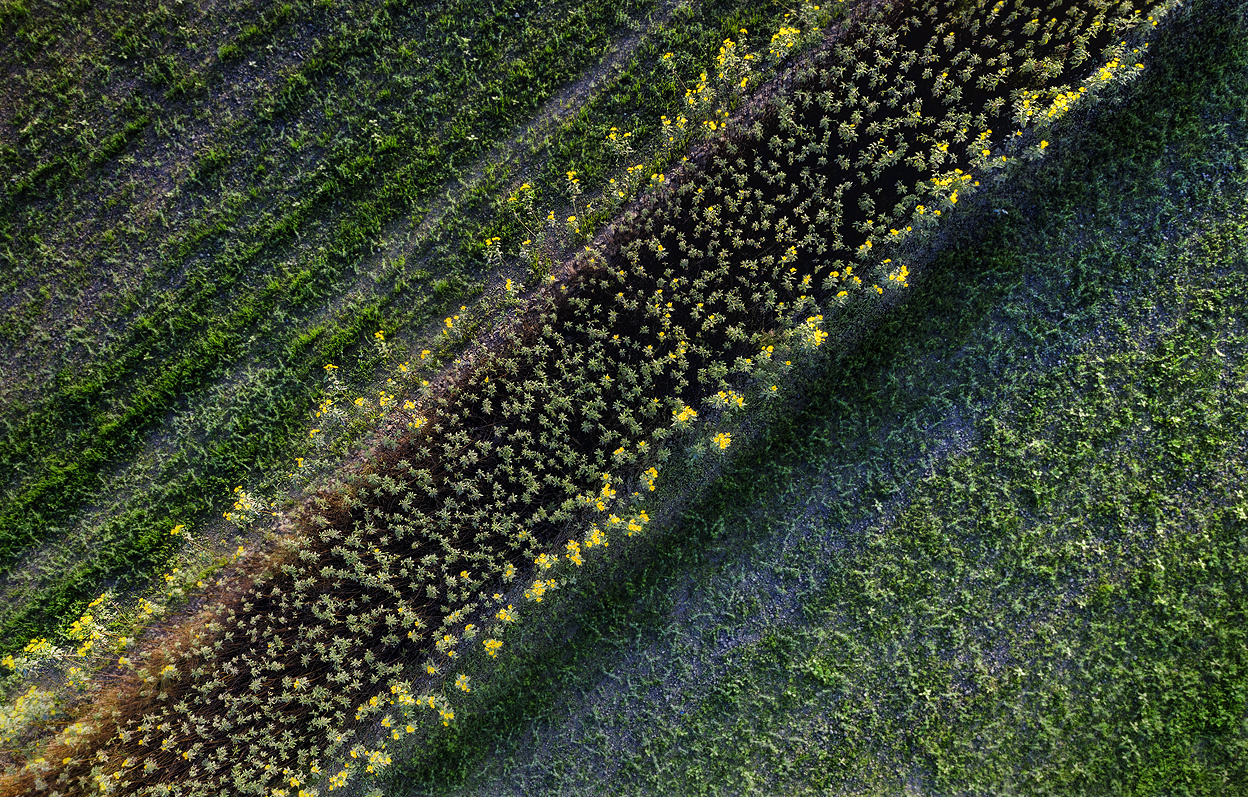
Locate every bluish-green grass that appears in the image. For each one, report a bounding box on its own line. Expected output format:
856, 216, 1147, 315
383, 1, 1248, 792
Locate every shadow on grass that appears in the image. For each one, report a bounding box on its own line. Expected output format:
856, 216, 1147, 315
386, 0, 1248, 794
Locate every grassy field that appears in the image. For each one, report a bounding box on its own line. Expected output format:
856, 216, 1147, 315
380, 1, 1248, 793
2, 0, 1244, 793
0, 0, 800, 654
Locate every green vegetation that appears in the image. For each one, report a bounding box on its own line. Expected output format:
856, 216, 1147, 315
379, 1, 1248, 792
0, 0, 801, 654
3, 0, 1245, 793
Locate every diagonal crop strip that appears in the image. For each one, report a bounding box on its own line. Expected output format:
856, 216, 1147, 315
0, 0, 1165, 793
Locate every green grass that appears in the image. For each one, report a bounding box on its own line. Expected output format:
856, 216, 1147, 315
0, 0, 802, 655
382, 1, 1248, 793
